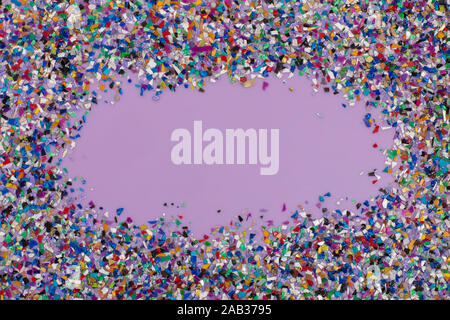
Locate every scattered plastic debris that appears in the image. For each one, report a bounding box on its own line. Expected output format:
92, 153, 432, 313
0, 0, 448, 301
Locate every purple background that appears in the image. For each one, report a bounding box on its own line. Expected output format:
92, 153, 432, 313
63, 76, 394, 236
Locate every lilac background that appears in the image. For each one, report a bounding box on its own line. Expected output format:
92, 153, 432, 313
63, 76, 394, 236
